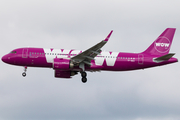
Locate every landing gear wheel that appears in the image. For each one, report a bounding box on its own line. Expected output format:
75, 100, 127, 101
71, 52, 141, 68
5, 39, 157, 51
22, 72, 26, 77
81, 72, 87, 83
81, 72, 87, 77
82, 77, 87, 83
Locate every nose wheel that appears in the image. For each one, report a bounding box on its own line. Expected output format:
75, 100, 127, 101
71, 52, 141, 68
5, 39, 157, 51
81, 72, 87, 83
22, 72, 26, 77
22, 66, 27, 77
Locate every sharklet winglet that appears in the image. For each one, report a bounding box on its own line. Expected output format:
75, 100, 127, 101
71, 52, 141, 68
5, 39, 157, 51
104, 30, 113, 42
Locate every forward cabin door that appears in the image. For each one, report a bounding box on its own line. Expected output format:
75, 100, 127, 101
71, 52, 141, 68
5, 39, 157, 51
138, 54, 144, 64
22, 48, 28, 58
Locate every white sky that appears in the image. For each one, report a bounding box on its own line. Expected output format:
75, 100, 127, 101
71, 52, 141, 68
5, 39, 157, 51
0, 0, 180, 120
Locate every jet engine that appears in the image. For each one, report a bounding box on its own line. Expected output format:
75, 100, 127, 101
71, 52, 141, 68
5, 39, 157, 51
53, 58, 74, 70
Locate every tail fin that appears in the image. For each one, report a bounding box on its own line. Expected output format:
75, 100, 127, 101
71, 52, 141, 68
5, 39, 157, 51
143, 28, 176, 55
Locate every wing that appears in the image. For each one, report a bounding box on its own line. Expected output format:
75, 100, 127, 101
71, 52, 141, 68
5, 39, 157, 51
71, 30, 113, 67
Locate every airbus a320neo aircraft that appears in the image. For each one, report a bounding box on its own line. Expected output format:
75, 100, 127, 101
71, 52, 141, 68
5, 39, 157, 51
2, 28, 178, 83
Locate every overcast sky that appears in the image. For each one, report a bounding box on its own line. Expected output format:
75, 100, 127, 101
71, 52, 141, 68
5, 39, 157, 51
1, 0, 180, 120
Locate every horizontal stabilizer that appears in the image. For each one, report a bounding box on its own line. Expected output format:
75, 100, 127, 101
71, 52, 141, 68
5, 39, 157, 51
154, 53, 175, 62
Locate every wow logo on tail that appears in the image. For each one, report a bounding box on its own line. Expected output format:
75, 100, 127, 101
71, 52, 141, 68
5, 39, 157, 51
154, 37, 171, 53
143, 28, 175, 56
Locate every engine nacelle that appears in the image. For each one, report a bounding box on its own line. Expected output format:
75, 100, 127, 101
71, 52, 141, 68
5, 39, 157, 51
55, 70, 78, 78
53, 58, 74, 70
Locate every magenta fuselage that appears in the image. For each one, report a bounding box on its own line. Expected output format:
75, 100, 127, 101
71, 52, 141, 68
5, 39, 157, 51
2, 48, 177, 71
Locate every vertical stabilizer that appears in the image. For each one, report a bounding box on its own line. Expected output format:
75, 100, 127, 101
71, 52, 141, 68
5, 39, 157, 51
143, 28, 176, 55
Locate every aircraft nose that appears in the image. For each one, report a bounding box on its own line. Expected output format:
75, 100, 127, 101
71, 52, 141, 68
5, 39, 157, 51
1, 55, 8, 63
2, 55, 6, 63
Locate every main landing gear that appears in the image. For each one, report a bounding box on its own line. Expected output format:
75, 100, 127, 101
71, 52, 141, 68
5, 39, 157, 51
81, 71, 87, 83
22, 66, 27, 77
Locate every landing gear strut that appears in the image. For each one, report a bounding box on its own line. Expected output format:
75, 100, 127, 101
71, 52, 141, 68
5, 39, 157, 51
81, 71, 87, 83
22, 66, 27, 77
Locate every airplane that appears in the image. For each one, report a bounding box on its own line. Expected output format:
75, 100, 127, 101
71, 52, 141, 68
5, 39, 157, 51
1, 28, 178, 83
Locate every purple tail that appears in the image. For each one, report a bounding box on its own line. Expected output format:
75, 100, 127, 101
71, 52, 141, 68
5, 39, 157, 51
143, 28, 176, 55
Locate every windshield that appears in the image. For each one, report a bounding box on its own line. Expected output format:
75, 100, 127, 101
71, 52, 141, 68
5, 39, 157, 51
10, 51, 17, 54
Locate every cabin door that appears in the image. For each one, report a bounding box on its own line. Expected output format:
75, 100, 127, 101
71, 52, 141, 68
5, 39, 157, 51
138, 54, 144, 64
22, 48, 28, 58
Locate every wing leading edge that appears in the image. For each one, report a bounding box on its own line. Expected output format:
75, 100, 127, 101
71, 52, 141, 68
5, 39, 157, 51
71, 30, 113, 67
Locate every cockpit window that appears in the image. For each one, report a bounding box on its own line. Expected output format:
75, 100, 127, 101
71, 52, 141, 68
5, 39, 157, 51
10, 51, 17, 54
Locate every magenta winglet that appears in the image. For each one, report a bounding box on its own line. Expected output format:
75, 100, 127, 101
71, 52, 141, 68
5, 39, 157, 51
104, 30, 113, 41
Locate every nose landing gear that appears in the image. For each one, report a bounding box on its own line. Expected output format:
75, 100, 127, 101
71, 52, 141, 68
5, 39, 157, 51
22, 66, 27, 77
81, 71, 87, 83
